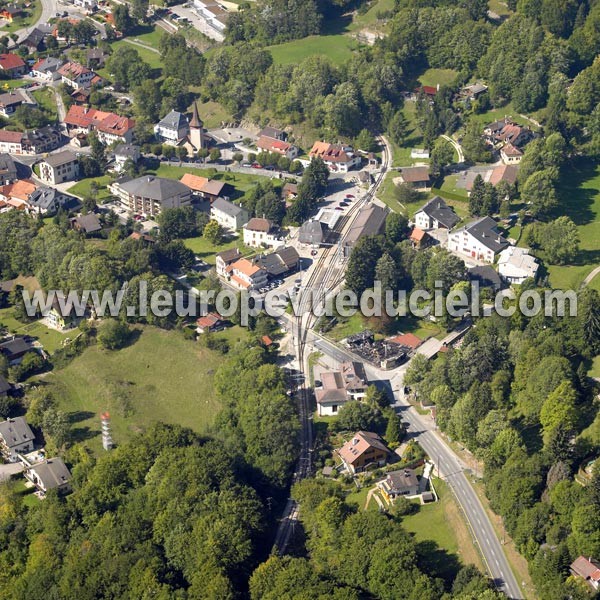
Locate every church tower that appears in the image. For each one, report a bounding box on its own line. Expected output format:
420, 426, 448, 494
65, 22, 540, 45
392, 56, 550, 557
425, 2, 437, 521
189, 102, 204, 151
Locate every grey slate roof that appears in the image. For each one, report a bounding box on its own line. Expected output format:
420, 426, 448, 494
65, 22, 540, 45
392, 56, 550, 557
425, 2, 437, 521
0, 375, 10, 394
120, 176, 189, 201
0, 153, 16, 176
157, 110, 189, 131
459, 216, 510, 253
385, 468, 419, 494
72, 213, 102, 233
299, 219, 325, 245
212, 197, 246, 218
33, 56, 62, 73
28, 187, 80, 212
468, 265, 502, 290
254, 247, 299, 276
0, 337, 32, 359
417, 196, 460, 229
0, 417, 34, 449
344, 203, 388, 248
28, 457, 71, 490
43, 150, 77, 168
114, 143, 139, 158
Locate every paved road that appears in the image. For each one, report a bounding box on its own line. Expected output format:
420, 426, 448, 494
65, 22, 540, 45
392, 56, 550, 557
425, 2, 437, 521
300, 329, 523, 599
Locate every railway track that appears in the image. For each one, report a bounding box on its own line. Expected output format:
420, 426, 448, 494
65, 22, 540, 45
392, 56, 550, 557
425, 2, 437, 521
272, 136, 391, 555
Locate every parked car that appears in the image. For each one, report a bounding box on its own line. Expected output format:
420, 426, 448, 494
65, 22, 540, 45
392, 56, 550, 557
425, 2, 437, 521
311, 249, 318, 256
251, 163, 262, 169
346, 194, 355, 198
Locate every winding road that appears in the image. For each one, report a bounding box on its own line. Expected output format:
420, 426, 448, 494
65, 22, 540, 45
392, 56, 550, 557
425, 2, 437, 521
441, 133, 465, 163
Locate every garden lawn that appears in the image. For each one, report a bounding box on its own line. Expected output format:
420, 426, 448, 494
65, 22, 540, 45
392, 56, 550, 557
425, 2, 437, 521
348, 0, 395, 32
32, 88, 58, 120
469, 102, 541, 130
418, 68, 458, 88
267, 34, 357, 66
183, 235, 250, 264
67, 175, 113, 202
0, 79, 27, 91
44, 326, 225, 452
546, 160, 600, 290
401, 479, 483, 582
0, 308, 74, 354
114, 39, 163, 71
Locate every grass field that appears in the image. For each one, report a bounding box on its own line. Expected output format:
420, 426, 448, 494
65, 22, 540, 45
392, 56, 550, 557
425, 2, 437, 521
0, 308, 73, 354
402, 479, 483, 582
546, 161, 600, 290
113, 40, 163, 71
267, 34, 357, 66
183, 235, 249, 264
67, 175, 113, 202
0, 79, 27, 91
349, 0, 396, 29
418, 68, 459, 89
154, 164, 281, 199
32, 88, 58, 121
186, 99, 233, 130
469, 102, 541, 130
42, 326, 229, 451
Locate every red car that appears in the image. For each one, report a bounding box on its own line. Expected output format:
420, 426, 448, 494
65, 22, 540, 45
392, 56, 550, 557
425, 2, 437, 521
346, 194, 355, 199
252, 163, 263, 169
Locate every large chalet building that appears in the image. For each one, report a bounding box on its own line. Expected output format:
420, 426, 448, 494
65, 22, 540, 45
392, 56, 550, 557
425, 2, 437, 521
64, 105, 136, 144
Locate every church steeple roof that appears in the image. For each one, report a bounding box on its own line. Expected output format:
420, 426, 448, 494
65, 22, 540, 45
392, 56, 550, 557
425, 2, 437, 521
189, 102, 203, 128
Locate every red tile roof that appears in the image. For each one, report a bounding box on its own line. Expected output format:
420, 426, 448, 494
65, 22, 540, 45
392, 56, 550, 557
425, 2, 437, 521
0, 53, 25, 70
389, 332, 422, 349
309, 141, 354, 164
0, 130, 23, 143
58, 61, 92, 79
410, 227, 426, 242
257, 135, 292, 155
416, 85, 437, 96
64, 105, 135, 138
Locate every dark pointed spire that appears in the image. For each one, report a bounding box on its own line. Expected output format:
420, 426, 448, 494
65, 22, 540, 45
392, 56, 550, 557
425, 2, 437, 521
190, 102, 203, 128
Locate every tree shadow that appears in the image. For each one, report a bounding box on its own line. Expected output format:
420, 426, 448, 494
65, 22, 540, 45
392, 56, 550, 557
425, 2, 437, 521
68, 410, 95, 424
413, 538, 462, 587
554, 159, 599, 227
69, 426, 100, 443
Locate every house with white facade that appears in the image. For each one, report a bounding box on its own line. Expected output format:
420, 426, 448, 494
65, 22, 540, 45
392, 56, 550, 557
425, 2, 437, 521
498, 246, 539, 284
38, 151, 80, 185
315, 361, 369, 417
256, 136, 299, 160
154, 111, 190, 146
210, 197, 249, 231
448, 216, 510, 263
0, 417, 35, 462
110, 175, 191, 218
113, 144, 140, 172
31, 56, 63, 81
226, 258, 268, 290
413, 197, 460, 231
58, 62, 97, 89
243, 217, 281, 248
309, 141, 362, 172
